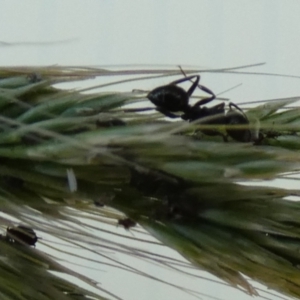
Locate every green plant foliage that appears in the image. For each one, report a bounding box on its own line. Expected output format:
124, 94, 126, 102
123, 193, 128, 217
0, 66, 300, 299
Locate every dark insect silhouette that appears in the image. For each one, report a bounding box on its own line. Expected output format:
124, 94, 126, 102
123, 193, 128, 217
6, 225, 38, 246
147, 75, 216, 120
27, 73, 42, 83
147, 75, 219, 132
148, 74, 252, 142
118, 218, 136, 230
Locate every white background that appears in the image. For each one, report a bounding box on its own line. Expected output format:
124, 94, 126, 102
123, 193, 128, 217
1, 1, 300, 300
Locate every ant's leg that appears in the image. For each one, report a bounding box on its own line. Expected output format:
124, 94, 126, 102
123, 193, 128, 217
199, 85, 216, 100
178, 66, 216, 104
193, 85, 216, 107
229, 102, 248, 120
170, 75, 200, 98
170, 75, 200, 86
157, 107, 180, 119
187, 76, 201, 97
178, 66, 198, 94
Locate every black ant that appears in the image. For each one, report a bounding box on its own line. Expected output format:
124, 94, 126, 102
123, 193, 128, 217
147, 71, 253, 142
6, 225, 38, 246
147, 75, 217, 120
147, 75, 229, 138
117, 218, 136, 230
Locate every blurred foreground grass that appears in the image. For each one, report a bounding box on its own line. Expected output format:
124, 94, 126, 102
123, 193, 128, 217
0, 66, 300, 300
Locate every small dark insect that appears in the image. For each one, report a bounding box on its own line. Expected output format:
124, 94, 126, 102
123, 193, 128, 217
117, 218, 136, 230
94, 200, 104, 207
6, 225, 38, 246
27, 73, 42, 83
225, 102, 252, 142
147, 75, 216, 120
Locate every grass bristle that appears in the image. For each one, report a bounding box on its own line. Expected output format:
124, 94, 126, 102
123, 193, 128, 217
0, 66, 300, 300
